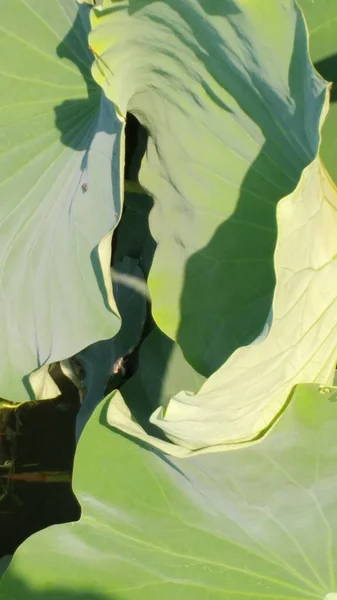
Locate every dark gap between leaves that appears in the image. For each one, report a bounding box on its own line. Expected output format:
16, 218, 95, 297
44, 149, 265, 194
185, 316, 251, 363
0, 365, 81, 560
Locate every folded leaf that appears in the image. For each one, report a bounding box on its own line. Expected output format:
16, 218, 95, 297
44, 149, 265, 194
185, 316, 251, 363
89, 0, 327, 376
74, 188, 155, 437
110, 154, 337, 453
88, 0, 337, 452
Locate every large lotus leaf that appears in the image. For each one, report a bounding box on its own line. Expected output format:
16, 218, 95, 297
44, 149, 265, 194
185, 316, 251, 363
89, 0, 327, 377
297, 0, 337, 184
3, 384, 337, 599
108, 155, 337, 453
0, 0, 122, 401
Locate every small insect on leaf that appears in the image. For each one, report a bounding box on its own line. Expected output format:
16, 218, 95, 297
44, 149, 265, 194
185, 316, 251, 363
81, 183, 88, 193
112, 357, 126, 376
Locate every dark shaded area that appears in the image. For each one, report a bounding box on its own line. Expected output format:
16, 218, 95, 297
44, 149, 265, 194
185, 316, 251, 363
0, 573, 119, 600
314, 54, 337, 103
104, 111, 168, 439
112, 114, 150, 262
108, 114, 157, 393
124, 113, 139, 180
0, 367, 81, 560
124, 112, 149, 181
177, 149, 279, 377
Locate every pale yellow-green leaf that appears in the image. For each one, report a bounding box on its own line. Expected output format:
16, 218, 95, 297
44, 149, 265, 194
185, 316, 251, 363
109, 151, 337, 454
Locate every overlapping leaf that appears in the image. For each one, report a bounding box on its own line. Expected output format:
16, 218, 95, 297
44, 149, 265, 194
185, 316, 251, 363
0, 0, 122, 401
86, 0, 337, 453
89, 0, 327, 377
2, 385, 337, 599
142, 159, 337, 451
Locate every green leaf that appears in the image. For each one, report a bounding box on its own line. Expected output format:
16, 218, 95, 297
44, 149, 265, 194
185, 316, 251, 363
89, 0, 327, 376
0, 0, 122, 401
3, 384, 337, 599
297, 0, 337, 184
86, 0, 337, 453
109, 157, 337, 454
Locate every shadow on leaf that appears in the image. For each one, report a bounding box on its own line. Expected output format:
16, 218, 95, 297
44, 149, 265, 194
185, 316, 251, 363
0, 571, 120, 600
54, 6, 102, 150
